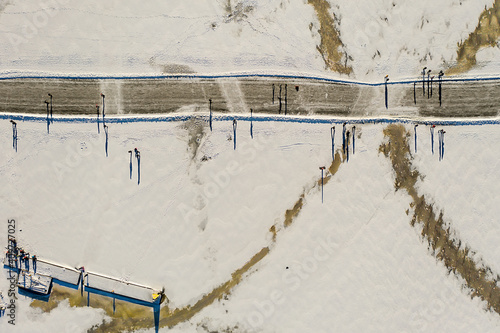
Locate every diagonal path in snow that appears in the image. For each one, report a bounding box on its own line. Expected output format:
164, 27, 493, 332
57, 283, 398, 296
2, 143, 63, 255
80, 138, 350, 332
381, 124, 500, 315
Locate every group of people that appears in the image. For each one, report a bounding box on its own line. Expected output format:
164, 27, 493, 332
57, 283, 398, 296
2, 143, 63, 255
128, 148, 141, 184
341, 122, 356, 161
429, 124, 446, 160
5, 239, 37, 273
271, 83, 289, 114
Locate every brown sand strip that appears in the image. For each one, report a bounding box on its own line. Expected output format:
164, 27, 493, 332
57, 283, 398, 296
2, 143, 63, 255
448, 0, 500, 75
380, 124, 500, 314
307, 0, 352, 75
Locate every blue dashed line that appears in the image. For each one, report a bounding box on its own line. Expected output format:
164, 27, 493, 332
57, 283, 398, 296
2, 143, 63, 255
2, 113, 499, 126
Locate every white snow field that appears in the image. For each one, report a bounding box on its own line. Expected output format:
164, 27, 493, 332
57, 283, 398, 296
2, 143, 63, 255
413, 125, 500, 276
0, 0, 499, 80
334, 0, 498, 79
1, 114, 500, 332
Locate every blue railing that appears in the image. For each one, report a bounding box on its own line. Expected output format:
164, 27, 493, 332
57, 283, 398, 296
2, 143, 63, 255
2, 113, 499, 126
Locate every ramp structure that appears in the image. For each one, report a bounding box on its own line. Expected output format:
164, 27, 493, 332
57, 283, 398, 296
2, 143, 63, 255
17, 271, 53, 302
84, 271, 163, 308
37, 259, 82, 290
3, 252, 164, 332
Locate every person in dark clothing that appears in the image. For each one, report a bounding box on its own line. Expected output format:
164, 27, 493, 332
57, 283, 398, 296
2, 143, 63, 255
48, 93, 53, 123
134, 148, 141, 185
430, 125, 436, 155
427, 69, 432, 99
414, 124, 418, 153
32, 255, 37, 273
24, 252, 29, 270
342, 122, 347, 155
104, 124, 109, 157
430, 76, 434, 97
250, 109, 253, 139
233, 119, 237, 150
209, 99, 213, 131
441, 130, 446, 160
101, 93, 106, 126
128, 150, 133, 179
319, 166, 326, 203
438, 70, 444, 106
278, 84, 282, 114
413, 81, 417, 105
330, 126, 335, 161
438, 129, 446, 161
45, 101, 50, 133
352, 126, 356, 154
346, 130, 350, 162
384, 75, 389, 109
422, 67, 427, 96
96, 105, 100, 134
10, 120, 17, 152
284, 84, 288, 115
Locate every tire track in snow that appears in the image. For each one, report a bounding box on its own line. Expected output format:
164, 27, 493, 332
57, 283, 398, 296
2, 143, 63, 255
3, 7, 213, 20
217, 78, 249, 113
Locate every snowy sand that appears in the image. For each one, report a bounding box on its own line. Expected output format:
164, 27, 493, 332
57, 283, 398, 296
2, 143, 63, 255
1, 115, 500, 332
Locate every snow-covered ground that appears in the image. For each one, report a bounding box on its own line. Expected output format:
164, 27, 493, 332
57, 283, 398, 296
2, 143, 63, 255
1, 1, 500, 331
0, 0, 323, 78
335, 0, 498, 79
1, 114, 500, 332
0, 0, 499, 81
413, 124, 500, 276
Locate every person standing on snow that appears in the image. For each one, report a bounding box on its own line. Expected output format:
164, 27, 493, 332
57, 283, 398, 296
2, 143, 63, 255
32, 255, 37, 273
24, 252, 30, 270
430, 125, 436, 155
10, 120, 17, 152
134, 148, 141, 185
128, 150, 133, 179
104, 124, 109, 157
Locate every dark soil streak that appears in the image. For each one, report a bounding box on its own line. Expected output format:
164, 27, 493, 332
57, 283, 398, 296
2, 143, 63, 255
308, 0, 352, 75
448, 0, 500, 74
380, 124, 500, 314
285, 151, 342, 229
